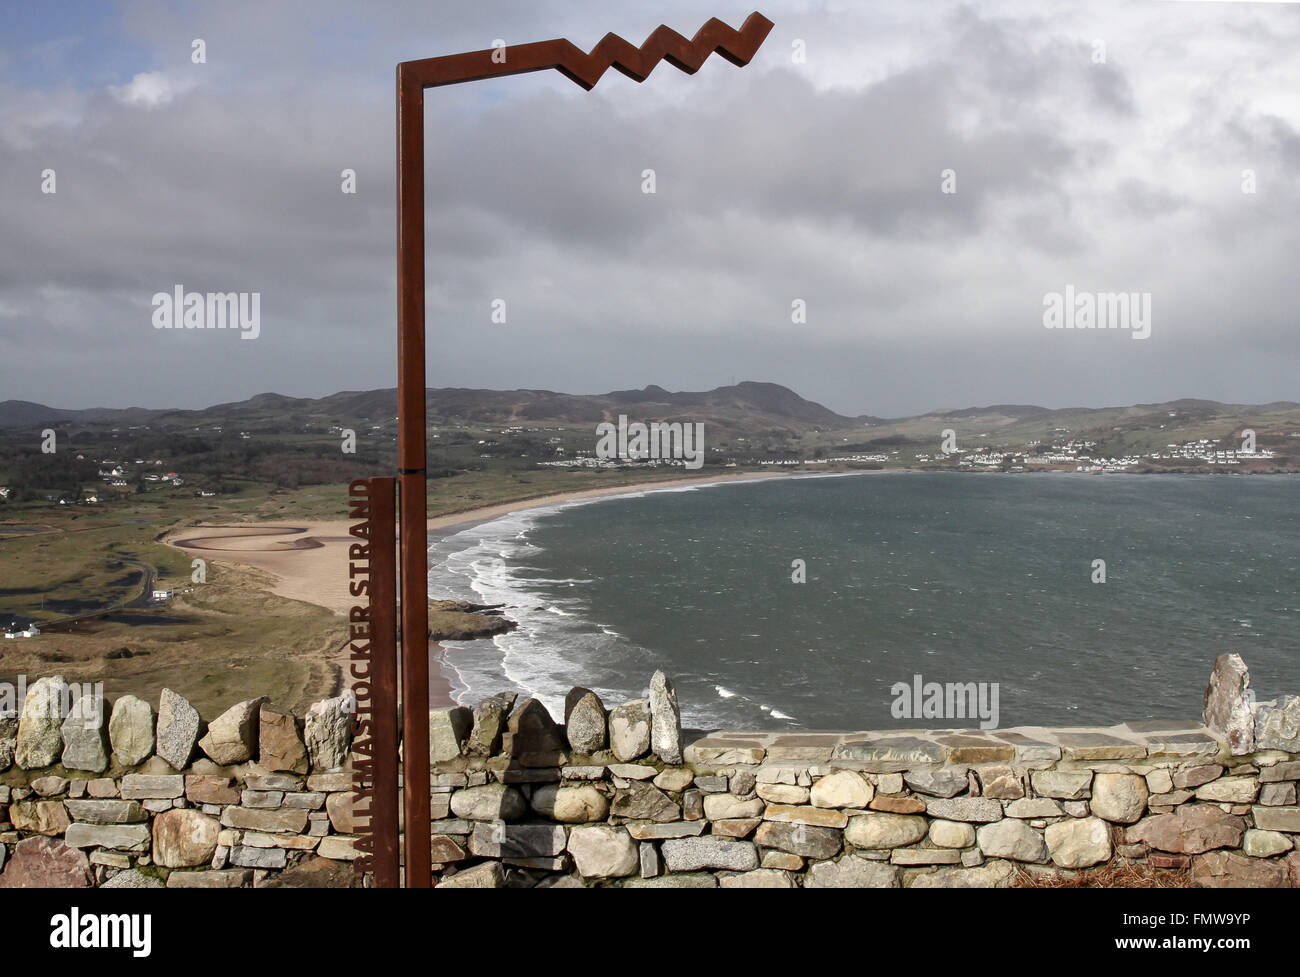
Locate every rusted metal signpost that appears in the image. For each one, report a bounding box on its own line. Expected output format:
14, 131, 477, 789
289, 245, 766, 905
347, 477, 400, 887
387, 12, 773, 887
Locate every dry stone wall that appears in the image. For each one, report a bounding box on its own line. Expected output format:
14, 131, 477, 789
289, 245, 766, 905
427, 660, 1300, 888
1, 655, 1298, 888
0, 679, 360, 888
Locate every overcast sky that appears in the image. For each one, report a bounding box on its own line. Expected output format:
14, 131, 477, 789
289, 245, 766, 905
2, 0, 1298, 417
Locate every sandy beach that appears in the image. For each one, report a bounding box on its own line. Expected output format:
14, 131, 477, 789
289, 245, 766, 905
165, 470, 794, 706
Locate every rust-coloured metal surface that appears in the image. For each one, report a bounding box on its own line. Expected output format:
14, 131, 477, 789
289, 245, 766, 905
398, 12, 774, 91
345, 478, 401, 887
395, 11, 772, 887
366, 477, 401, 888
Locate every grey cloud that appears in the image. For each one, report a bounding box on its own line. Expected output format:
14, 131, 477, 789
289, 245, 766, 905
1, 0, 1298, 416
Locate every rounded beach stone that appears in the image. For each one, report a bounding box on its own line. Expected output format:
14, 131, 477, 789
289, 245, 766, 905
928, 819, 976, 849
844, 813, 927, 850
1044, 816, 1111, 868
1090, 773, 1148, 824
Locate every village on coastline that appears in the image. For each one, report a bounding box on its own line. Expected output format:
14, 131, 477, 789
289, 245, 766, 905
537, 431, 1279, 474
17, 430, 1276, 506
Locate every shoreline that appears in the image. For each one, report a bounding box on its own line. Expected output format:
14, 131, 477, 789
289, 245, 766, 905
164, 469, 821, 707
158, 466, 1299, 708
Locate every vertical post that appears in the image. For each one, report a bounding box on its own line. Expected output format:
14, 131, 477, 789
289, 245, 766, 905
396, 67, 432, 888
367, 477, 401, 887
393, 13, 771, 888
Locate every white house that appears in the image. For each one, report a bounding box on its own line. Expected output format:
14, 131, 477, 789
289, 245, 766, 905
152, 589, 174, 602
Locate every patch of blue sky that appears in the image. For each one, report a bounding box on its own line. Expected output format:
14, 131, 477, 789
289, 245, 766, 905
1, 1, 153, 92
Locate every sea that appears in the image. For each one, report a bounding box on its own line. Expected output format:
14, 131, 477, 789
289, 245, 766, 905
427, 472, 1299, 731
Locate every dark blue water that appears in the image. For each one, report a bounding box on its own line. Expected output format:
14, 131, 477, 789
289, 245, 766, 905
429, 473, 1299, 730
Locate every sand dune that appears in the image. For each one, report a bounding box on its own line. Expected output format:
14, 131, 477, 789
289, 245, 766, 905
164, 471, 787, 706
165, 471, 786, 618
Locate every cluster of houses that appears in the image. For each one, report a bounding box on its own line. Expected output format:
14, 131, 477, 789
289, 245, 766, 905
61, 458, 184, 502
753, 454, 891, 466
1149, 439, 1275, 464
1071, 457, 1145, 473
1019, 439, 1099, 465
1013, 436, 1275, 472
95, 458, 184, 489
537, 455, 698, 470
9, 455, 205, 507
758, 431, 1281, 474
958, 451, 1027, 470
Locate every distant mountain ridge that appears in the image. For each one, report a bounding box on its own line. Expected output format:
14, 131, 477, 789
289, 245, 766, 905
0, 382, 859, 432
3, 385, 1298, 439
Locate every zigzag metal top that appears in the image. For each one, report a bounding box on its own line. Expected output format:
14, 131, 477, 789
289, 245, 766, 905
399, 12, 774, 91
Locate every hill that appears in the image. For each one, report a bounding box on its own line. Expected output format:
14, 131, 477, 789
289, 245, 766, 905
0, 382, 859, 436
4, 386, 1298, 464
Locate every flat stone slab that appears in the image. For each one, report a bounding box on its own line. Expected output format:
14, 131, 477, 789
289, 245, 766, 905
1052, 731, 1147, 761
763, 733, 843, 763
1005, 798, 1065, 818
1138, 732, 1222, 759
497, 768, 562, 784
922, 797, 1003, 823
1123, 720, 1208, 733
891, 848, 962, 865
661, 837, 759, 873
683, 737, 765, 765
119, 774, 184, 799
765, 746, 837, 763
220, 807, 309, 834
762, 804, 848, 829
306, 773, 353, 792
64, 823, 151, 851
64, 800, 148, 824
989, 731, 1061, 763
903, 768, 968, 798
674, 726, 1263, 774
561, 766, 606, 780
692, 732, 771, 746
624, 821, 707, 841
934, 735, 1014, 764
832, 737, 946, 770
1252, 807, 1300, 832
1260, 761, 1300, 783
468, 823, 566, 859
607, 764, 657, 780
766, 734, 845, 745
